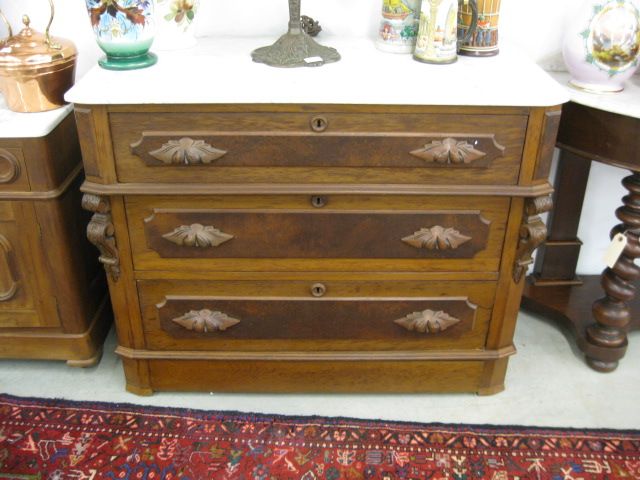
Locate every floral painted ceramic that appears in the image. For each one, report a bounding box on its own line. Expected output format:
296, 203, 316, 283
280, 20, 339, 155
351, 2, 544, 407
85, 0, 157, 70
154, 0, 199, 50
376, 0, 421, 53
563, 0, 640, 92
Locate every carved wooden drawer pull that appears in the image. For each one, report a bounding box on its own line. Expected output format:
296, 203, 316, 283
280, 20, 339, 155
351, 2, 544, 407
402, 226, 471, 250
163, 224, 233, 247
410, 138, 487, 165
172, 309, 240, 333
149, 138, 227, 165
394, 309, 460, 334
0, 234, 18, 302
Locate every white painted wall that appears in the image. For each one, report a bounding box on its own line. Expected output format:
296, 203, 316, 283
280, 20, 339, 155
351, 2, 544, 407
0, 0, 628, 275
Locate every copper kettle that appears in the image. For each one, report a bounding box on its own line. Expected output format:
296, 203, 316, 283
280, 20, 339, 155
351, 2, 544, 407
0, 0, 77, 113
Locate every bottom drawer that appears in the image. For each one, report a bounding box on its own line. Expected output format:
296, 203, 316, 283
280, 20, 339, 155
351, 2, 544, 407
138, 279, 496, 351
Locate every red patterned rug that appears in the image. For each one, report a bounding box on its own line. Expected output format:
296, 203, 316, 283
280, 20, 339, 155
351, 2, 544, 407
0, 394, 638, 479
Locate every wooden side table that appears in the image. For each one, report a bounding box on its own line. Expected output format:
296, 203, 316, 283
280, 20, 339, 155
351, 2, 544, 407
522, 73, 640, 372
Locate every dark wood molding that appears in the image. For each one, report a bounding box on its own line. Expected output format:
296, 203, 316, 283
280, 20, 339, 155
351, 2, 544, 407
394, 309, 461, 333
0, 234, 18, 302
74, 107, 101, 179
115, 344, 517, 361
0, 164, 82, 201
513, 196, 553, 283
0, 149, 21, 185
81, 181, 554, 198
82, 194, 120, 282
533, 110, 561, 180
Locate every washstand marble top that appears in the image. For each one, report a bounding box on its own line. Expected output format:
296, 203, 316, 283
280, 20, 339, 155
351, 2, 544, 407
66, 37, 568, 107
550, 71, 640, 120
0, 95, 73, 139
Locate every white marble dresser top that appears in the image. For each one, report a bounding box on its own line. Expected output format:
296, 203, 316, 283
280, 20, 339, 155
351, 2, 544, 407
0, 95, 73, 139
66, 37, 568, 107
550, 71, 640, 119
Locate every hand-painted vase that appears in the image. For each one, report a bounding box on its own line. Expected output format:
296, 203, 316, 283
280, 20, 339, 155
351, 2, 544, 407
154, 0, 199, 50
376, 0, 422, 53
563, 0, 640, 93
85, 0, 157, 70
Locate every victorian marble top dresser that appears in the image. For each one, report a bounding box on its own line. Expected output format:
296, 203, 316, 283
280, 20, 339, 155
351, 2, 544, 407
66, 38, 568, 395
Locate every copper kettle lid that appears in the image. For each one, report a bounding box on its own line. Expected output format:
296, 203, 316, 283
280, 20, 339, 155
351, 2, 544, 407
0, 12, 77, 70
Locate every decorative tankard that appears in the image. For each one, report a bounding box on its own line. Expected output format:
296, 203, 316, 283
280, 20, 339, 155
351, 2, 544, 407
413, 0, 478, 64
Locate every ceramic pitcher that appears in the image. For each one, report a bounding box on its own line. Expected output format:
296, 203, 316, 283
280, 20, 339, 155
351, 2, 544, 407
413, 0, 477, 64
563, 0, 640, 93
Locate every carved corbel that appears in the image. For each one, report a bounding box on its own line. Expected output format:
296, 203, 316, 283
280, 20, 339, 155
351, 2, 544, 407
82, 194, 120, 282
513, 196, 553, 282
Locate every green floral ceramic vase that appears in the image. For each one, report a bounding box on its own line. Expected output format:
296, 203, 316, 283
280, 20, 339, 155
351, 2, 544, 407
85, 0, 157, 70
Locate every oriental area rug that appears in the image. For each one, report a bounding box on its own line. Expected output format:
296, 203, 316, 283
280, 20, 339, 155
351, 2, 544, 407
0, 394, 639, 479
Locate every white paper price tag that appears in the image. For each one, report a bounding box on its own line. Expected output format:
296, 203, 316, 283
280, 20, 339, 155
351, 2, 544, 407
603, 233, 628, 268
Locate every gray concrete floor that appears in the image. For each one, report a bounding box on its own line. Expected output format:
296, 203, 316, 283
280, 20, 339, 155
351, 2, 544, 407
1, 310, 638, 429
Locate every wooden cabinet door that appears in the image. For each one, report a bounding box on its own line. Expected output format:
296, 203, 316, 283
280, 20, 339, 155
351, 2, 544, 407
0, 203, 52, 328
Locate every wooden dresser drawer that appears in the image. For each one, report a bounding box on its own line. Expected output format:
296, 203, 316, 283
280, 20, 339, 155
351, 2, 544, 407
111, 111, 527, 185
127, 195, 509, 273
138, 279, 495, 352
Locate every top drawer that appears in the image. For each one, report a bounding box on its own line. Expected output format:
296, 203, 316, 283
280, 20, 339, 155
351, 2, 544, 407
110, 111, 528, 185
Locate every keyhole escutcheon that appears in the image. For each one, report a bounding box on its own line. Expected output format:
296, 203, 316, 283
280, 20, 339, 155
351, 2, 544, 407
311, 195, 327, 208
310, 116, 328, 132
311, 283, 327, 297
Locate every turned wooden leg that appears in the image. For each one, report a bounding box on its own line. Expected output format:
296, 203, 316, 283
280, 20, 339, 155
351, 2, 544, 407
587, 172, 640, 372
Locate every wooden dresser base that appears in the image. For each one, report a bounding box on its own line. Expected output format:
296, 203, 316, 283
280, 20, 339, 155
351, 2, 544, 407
118, 347, 514, 396
0, 295, 111, 367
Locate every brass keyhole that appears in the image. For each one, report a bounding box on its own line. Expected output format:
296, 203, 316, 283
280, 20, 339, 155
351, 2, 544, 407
311, 195, 327, 208
311, 116, 328, 132
311, 283, 327, 297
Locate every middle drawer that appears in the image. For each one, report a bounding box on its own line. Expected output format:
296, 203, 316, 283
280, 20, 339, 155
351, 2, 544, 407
127, 195, 510, 273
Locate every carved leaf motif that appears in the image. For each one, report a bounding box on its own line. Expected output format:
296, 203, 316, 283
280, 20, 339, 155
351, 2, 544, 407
172, 309, 240, 333
410, 138, 487, 165
162, 224, 233, 248
402, 226, 472, 250
149, 138, 227, 165
394, 309, 461, 334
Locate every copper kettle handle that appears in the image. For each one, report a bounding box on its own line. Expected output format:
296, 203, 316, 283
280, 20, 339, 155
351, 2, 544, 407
44, 0, 61, 50
0, 9, 12, 45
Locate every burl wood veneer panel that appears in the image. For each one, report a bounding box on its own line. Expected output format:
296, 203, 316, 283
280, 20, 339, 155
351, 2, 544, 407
127, 195, 509, 273
138, 278, 496, 351
110, 111, 527, 185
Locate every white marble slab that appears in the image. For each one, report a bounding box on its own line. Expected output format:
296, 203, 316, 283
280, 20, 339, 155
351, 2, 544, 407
66, 37, 568, 107
0, 95, 73, 139
550, 71, 640, 120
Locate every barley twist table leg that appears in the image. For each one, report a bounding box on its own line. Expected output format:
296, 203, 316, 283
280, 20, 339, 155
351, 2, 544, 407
587, 172, 640, 372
